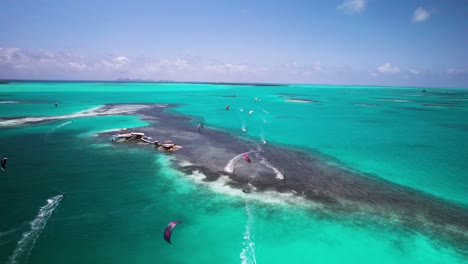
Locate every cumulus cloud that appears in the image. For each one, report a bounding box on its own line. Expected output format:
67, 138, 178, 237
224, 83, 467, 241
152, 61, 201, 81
204, 63, 249, 73
113, 56, 129, 64
337, 0, 367, 14
0, 48, 88, 74
377, 63, 400, 74
412, 7, 431, 23
447, 67, 468, 75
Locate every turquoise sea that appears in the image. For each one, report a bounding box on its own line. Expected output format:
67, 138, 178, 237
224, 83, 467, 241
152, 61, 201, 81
0, 82, 467, 263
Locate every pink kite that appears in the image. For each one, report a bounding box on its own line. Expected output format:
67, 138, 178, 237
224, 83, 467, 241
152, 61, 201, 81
243, 153, 251, 164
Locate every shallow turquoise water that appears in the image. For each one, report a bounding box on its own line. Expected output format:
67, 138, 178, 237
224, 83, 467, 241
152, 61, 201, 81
0, 82, 467, 263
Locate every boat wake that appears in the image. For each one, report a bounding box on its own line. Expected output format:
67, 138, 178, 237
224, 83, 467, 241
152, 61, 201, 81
240, 204, 257, 264
7, 195, 64, 264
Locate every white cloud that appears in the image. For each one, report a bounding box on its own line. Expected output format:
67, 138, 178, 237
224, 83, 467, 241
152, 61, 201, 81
377, 63, 400, 74
113, 56, 129, 64
447, 67, 468, 75
409, 69, 421, 75
204, 63, 249, 73
412, 7, 431, 23
68, 62, 87, 70
337, 0, 367, 14
0, 48, 88, 72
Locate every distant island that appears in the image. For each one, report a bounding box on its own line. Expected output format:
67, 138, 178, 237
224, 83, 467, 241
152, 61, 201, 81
115, 78, 156, 82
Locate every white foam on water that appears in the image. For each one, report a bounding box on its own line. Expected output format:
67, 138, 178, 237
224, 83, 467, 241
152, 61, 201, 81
261, 109, 269, 114
0, 101, 21, 104
158, 157, 320, 209
178, 160, 193, 167
240, 204, 257, 264
0, 104, 151, 127
7, 195, 63, 264
224, 153, 245, 173
285, 99, 310, 103
259, 159, 284, 180
185, 169, 313, 208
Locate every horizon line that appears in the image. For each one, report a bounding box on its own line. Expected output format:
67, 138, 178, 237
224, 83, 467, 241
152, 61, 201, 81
0, 78, 465, 90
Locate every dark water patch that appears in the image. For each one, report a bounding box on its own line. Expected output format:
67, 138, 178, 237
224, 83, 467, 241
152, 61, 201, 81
96, 104, 468, 255
276, 94, 319, 103
285, 99, 319, 103
201, 82, 287, 87
380, 110, 399, 114
405, 143, 432, 149
276, 93, 305, 97
439, 123, 468, 132
179, 94, 237, 98
374, 98, 413, 102
397, 106, 438, 112
423, 102, 458, 108
354, 103, 380, 107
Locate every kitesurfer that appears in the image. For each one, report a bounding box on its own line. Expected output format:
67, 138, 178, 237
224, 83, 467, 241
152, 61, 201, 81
243, 153, 251, 164
55, 102, 58, 108
197, 123, 204, 132
1, 157, 7, 171
226, 105, 230, 110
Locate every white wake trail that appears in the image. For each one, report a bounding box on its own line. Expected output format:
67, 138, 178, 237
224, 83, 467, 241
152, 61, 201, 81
240, 204, 257, 264
8, 195, 63, 264
224, 153, 245, 173
44, 121, 73, 141
259, 159, 284, 180
54, 121, 73, 130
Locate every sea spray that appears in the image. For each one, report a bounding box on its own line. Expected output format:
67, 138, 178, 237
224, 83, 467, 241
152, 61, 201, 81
224, 153, 245, 173
240, 204, 257, 264
258, 159, 284, 180
8, 195, 63, 264
224, 151, 259, 173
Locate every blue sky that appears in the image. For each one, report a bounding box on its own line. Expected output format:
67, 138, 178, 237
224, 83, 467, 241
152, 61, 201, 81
0, 0, 467, 87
